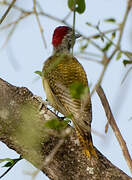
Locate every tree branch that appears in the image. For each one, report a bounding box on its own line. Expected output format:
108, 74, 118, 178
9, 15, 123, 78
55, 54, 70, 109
96, 85, 132, 174
0, 78, 131, 180
0, 0, 17, 25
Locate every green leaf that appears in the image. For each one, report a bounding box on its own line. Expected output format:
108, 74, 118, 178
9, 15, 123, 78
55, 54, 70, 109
68, 0, 86, 14
96, 21, 100, 29
123, 60, 132, 66
68, 0, 74, 11
44, 118, 70, 131
65, 113, 73, 119
104, 18, 116, 23
92, 34, 104, 42
86, 22, 92, 27
70, 82, 86, 99
34, 71, 42, 77
93, 35, 100, 39
0, 158, 15, 167
76, 0, 86, 14
80, 42, 88, 51
116, 51, 122, 60
3, 161, 14, 167
0, 158, 13, 163
102, 41, 112, 52
111, 32, 116, 40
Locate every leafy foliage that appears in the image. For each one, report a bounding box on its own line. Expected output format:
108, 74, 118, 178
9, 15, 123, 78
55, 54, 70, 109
102, 41, 112, 52
80, 42, 89, 52
44, 118, 70, 131
111, 32, 116, 40
116, 51, 122, 60
123, 60, 132, 66
34, 70, 42, 77
0, 158, 15, 167
86, 22, 92, 27
69, 82, 87, 99
104, 18, 116, 23
68, 0, 86, 14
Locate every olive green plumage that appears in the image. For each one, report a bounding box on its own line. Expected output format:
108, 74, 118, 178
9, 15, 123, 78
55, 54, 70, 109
42, 54, 97, 158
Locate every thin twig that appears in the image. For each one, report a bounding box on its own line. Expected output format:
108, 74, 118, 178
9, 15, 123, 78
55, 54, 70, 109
85, 38, 103, 52
33, 0, 47, 48
0, 13, 31, 49
118, 1, 131, 45
0, 1, 26, 13
30, 139, 65, 180
44, 138, 65, 166
77, 51, 102, 58
87, 28, 119, 39
121, 66, 132, 85
76, 55, 102, 64
0, 0, 17, 25
0, 13, 31, 30
109, 0, 131, 61
62, 11, 72, 22
71, 0, 76, 54
91, 58, 108, 95
30, 127, 71, 179
96, 85, 132, 174
1, 21, 18, 49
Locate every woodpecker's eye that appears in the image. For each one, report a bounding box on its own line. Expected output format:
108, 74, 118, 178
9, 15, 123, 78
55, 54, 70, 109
66, 37, 74, 50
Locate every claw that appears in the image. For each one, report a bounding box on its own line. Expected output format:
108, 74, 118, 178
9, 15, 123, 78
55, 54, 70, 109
32, 95, 49, 111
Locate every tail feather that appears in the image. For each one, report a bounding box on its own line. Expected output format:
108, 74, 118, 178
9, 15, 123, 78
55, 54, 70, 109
64, 105, 97, 158
75, 125, 98, 159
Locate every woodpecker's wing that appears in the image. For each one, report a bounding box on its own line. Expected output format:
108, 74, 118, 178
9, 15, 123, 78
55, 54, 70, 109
42, 54, 92, 132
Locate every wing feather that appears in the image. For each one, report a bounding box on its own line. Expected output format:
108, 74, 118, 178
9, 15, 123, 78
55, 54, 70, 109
43, 54, 92, 130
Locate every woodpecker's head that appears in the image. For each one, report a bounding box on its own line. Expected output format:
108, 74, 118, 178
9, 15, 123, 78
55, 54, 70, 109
52, 26, 80, 53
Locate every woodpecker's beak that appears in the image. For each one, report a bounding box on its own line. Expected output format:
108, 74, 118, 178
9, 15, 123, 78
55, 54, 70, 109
75, 33, 81, 39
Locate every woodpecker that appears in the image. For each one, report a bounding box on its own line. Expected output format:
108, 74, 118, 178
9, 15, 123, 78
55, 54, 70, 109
42, 26, 97, 158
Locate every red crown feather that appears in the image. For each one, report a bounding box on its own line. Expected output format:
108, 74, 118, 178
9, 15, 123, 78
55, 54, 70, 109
52, 26, 70, 47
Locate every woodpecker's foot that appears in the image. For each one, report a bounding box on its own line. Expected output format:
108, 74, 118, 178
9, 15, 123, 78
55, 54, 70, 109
32, 95, 49, 111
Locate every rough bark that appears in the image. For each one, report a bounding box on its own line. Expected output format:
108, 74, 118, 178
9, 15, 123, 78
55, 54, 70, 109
0, 78, 131, 180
